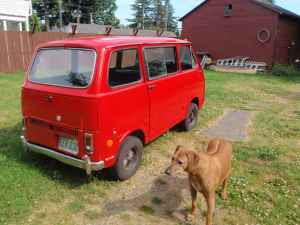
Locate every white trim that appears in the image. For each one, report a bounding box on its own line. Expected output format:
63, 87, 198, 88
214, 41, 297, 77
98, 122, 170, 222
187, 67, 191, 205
0, 15, 27, 22
25, 17, 29, 31
3, 20, 7, 31
19, 22, 23, 31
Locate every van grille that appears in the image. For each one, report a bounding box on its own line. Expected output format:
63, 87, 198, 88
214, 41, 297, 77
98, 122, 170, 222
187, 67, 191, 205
29, 118, 79, 136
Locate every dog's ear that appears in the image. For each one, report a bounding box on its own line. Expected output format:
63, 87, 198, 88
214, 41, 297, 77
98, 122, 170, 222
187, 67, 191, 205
186, 151, 200, 169
175, 145, 183, 153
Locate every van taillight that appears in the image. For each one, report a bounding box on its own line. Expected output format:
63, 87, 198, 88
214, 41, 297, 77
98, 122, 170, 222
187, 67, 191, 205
84, 133, 94, 155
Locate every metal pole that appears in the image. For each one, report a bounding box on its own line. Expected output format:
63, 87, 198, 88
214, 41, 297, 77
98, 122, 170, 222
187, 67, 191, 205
59, 0, 63, 31
142, 3, 145, 30
90, 13, 93, 24
165, 0, 169, 31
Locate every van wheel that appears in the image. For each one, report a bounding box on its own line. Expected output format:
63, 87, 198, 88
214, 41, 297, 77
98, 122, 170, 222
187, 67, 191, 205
110, 136, 143, 181
182, 103, 198, 131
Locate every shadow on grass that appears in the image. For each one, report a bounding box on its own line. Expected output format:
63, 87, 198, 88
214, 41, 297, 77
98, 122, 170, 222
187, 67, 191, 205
100, 175, 190, 223
0, 122, 110, 188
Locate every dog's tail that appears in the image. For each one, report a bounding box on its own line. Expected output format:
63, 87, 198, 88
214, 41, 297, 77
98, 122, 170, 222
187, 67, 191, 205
207, 139, 230, 155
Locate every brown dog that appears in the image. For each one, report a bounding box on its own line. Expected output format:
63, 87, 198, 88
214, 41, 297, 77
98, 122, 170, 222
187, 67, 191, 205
165, 139, 232, 225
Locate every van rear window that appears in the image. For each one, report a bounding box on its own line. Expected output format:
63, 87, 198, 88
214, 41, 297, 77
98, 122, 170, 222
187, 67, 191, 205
29, 48, 96, 88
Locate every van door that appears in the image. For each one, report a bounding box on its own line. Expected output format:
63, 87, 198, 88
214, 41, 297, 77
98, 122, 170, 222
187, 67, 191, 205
179, 44, 203, 110
144, 46, 183, 139
99, 47, 149, 160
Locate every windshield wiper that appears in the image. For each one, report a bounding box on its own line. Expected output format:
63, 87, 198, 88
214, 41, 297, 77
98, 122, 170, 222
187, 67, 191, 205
68, 72, 88, 87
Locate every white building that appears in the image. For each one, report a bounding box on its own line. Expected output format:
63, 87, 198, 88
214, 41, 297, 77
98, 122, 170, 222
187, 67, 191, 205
0, 0, 32, 31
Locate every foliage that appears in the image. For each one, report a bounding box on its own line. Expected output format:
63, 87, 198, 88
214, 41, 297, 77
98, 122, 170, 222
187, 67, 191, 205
29, 13, 42, 32
128, 0, 153, 29
32, 0, 120, 29
128, 0, 177, 32
32, 0, 60, 31
1, 70, 300, 225
93, 0, 120, 26
272, 64, 300, 77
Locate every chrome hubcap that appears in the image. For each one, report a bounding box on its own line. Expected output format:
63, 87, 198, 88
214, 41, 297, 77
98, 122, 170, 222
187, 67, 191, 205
123, 147, 137, 169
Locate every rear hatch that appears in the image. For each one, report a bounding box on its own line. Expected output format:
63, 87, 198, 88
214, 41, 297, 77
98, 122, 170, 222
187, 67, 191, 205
22, 87, 99, 154
22, 47, 98, 154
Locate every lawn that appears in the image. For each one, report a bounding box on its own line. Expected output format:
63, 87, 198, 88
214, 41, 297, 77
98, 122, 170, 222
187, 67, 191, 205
0, 70, 299, 225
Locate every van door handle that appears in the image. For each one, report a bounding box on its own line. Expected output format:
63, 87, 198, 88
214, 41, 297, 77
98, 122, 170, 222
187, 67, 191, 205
148, 84, 156, 90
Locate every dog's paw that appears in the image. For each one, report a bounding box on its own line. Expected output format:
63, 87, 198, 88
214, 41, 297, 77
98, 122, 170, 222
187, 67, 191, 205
221, 192, 228, 200
186, 214, 196, 224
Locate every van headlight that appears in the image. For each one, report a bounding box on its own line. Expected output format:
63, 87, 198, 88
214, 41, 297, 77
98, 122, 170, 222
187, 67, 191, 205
84, 133, 94, 155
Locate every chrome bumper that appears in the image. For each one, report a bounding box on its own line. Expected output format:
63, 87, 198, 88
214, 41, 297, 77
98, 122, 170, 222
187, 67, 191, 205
20, 136, 104, 175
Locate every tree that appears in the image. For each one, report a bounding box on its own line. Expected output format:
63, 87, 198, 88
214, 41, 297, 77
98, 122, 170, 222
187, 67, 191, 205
32, 0, 60, 31
150, 0, 165, 29
32, 0, 120, 30
150, 0, 177, 32
93, 0, 120, 26
128, 0, 153, 29
30, 13, 42, 31
164, 0, 177, 32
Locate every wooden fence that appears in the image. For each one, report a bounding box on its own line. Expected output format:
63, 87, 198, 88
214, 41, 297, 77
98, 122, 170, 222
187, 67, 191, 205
0, 31, 93, 73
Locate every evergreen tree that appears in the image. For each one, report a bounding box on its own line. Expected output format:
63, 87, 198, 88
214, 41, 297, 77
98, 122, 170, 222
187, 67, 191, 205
32, 0, 120, 29
151, 0, 165, 29
151, 0, 177, 32
128, 0, 153, 29
93, 0, 120, 26
165, 0, 177, 32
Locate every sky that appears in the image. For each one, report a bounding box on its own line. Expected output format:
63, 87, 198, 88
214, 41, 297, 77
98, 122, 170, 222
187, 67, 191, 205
116, 0, 300, 26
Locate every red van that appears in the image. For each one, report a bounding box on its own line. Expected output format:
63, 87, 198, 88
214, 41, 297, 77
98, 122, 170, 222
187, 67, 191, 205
21, 36, 205, 180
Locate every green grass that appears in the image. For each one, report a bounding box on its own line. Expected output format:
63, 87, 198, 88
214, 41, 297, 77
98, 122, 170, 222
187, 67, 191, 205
0, 70, 300, 225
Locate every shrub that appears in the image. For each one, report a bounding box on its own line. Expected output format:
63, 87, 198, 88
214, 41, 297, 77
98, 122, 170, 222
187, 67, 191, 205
255, 147, 280, 161
272, 64, 300, 77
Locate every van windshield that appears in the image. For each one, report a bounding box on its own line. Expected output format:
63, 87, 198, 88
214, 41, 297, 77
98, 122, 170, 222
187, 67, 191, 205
29, 48, 96, 88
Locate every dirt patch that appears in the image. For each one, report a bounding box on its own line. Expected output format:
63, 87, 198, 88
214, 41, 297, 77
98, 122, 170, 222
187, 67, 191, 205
201, 109, 252, 141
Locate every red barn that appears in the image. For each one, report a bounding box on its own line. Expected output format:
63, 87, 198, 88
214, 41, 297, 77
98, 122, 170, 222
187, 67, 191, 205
180, 0, 300, 66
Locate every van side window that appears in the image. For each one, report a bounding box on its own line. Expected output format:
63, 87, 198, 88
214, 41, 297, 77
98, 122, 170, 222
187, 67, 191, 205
144, 47, 178, 79
180, 46, 196, 70
109, 49, 141, 87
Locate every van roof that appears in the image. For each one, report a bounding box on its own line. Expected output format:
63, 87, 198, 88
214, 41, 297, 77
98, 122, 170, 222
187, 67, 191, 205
39, 36, 190, 49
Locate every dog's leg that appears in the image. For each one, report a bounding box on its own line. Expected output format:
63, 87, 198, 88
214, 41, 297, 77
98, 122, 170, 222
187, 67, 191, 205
190, 184, 198, 217
187, 179, 198, 223
221, 176, 229, 200
205, 192, 215, 225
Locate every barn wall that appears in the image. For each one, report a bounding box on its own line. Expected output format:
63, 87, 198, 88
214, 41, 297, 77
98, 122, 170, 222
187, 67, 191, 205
181, 0, 278, 66
275, 16, 300, 65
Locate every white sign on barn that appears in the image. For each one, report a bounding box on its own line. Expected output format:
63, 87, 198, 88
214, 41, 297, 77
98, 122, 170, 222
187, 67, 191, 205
0, 0, 32, 31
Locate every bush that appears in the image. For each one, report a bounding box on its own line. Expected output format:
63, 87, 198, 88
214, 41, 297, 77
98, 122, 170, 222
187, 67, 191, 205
255, 147, 280, 161
272, 64, 300, 77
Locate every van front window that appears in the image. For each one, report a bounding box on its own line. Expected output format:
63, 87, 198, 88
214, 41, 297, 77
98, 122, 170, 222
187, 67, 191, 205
29, 48, 96, 88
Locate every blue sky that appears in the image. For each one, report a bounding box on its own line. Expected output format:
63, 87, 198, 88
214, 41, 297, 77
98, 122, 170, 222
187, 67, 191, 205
116, 0, 300, 25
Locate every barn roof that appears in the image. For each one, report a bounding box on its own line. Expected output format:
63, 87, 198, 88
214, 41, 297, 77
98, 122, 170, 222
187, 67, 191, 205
179, 0, 300, 21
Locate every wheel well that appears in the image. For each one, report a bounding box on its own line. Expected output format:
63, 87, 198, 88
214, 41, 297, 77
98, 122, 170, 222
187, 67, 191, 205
192, 97, 199, 107
129, 130, 145, 145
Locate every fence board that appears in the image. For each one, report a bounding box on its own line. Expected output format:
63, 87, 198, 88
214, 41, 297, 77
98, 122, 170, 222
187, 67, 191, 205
0, 31, 93, 73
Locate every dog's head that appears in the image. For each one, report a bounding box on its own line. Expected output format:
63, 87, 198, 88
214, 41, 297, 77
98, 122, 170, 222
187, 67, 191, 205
165, 145, 189, 176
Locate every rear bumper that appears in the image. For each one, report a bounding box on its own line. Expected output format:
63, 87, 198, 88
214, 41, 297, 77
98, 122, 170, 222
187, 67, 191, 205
20, 136, 104, 175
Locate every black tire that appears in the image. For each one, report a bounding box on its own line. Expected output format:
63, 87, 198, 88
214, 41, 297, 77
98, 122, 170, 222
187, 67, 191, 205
182, 102, 199, 131
109, 136, 143, 181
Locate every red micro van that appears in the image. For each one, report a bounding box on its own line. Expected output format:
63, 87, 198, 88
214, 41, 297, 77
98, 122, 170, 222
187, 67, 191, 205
21, 36, 205, 180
